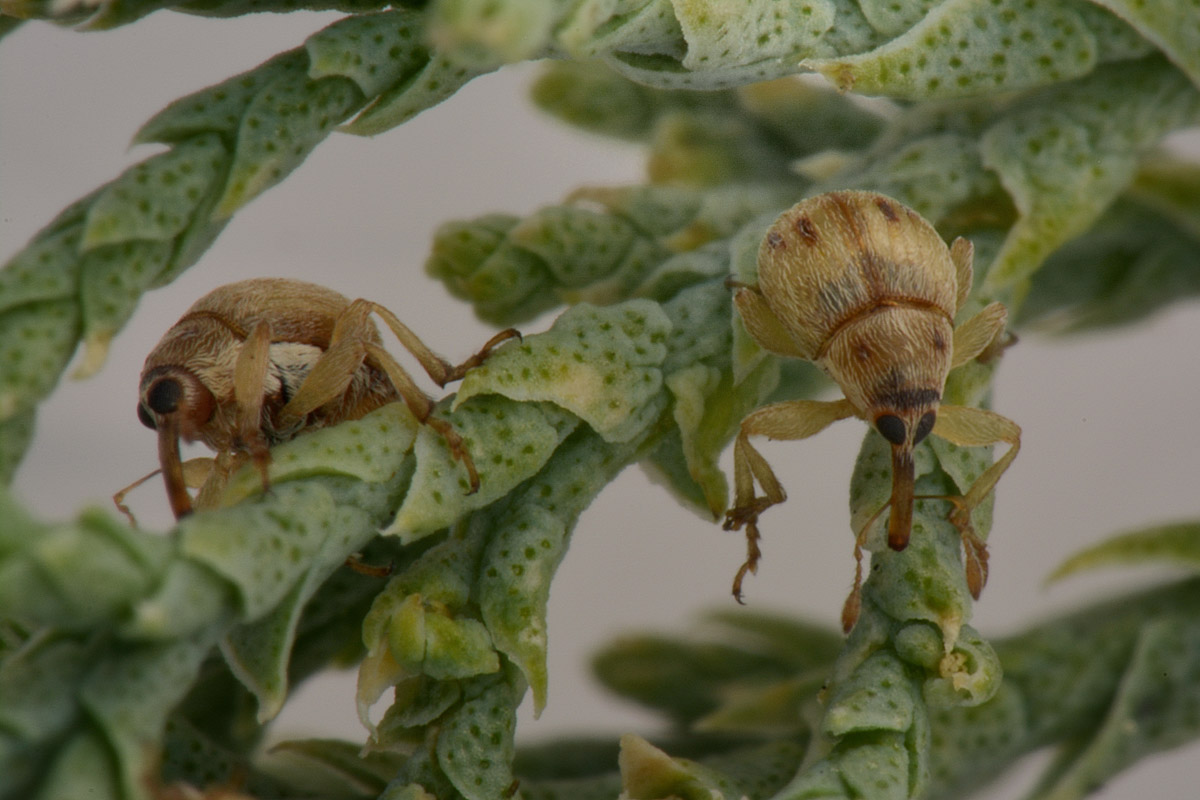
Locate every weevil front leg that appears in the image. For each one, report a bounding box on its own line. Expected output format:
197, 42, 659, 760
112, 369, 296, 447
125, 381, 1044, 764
930, 404, 1021, 598
723, 397, 856, 601
232, 321, 274, 491
113, 457, 214, 526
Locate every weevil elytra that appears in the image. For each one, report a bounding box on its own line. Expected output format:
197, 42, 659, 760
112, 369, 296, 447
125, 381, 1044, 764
723, 191, 1020, 631
119, 278, 518, 520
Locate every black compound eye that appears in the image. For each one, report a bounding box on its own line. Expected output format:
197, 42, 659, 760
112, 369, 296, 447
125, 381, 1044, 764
875, 414, 906, 446
914, 411, 937, 445
146, 377, 183, 415
137, 403, 157, 430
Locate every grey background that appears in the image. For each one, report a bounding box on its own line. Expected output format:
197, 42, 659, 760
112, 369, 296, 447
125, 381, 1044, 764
3, 11, 1199, 798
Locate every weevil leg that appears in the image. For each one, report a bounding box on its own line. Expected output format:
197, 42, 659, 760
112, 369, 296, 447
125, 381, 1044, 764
365, 301, 520, 386
930, 404, 1021, 598
950, 302, 1008, 369
114, 468, 164, 526
115, 457, 214, 527
950, 237, 975, 313
232, 320, 274, 491
723, 397, 856, 601
731, 285, 812, 360
842, 500, 893, 632
362, 341, 481, 493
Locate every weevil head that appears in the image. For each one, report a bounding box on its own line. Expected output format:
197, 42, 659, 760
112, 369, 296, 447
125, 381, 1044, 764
137, 366, 216, 443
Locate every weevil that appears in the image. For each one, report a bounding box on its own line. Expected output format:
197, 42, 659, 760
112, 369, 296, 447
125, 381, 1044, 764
119, 278, 518, 520
723, 191, 1020, 631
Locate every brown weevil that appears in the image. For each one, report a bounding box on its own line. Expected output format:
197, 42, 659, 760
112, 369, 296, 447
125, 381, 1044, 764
723, 191, 1020, 631
120, 278, 518, 520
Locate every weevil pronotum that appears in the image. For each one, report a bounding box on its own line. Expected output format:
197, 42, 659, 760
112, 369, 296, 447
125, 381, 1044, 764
723, 191, 1021, 631
117, 278, 518, 521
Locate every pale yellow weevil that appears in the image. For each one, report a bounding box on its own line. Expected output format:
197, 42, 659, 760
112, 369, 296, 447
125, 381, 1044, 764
723, 191, 1020, 631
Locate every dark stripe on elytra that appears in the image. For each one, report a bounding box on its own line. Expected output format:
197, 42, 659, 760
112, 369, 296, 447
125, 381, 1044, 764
870, 386, 941, 411
794, 215, 819, 244
876, 197, 899, 222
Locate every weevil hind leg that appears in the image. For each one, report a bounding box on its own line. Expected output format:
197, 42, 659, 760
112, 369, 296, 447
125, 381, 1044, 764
362, 340, 482, 494
366, 301, 520, 386
723, 398, 856, 601
930, 404, 1021, 597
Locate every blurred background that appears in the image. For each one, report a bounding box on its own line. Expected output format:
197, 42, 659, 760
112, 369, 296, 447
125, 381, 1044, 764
3, 11, 1200, 798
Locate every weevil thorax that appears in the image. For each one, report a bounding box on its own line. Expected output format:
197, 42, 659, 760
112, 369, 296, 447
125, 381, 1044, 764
757, 191, 958, 430
138, 279, 391, 451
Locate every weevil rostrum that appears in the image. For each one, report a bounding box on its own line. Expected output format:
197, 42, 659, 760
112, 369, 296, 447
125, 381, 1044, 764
117, 278, 518, 521
723, 191, 1021, 632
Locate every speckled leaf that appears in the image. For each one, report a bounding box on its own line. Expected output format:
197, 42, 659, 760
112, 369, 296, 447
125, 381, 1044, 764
857, 0, 943, 37
220, 496, 379, 722
436, 668, 524, 800
179, 482, 371, 621
428, 0, 557, 67
267, 738, 398, 797
658, 283, 778, 516
1048, 522, 1200, 582
634, 242, 729, 303
384, 397, 578, 540
1019, 193, 1200, 332
807, 0, 1097, 100
0, 510, 173, 631
221, 403, 418, 507
78, 634, 217, 799
509, 205, 649, 289
77, 240, 172, 376
135, 51, 310, 144
619, 733, 741, 800
0, 634, 92, 748
0, 224, 82, 314
343, 53, 488, 136
675, 0, 834, 71
835, 733, 914, 800
216, 69, 362, 217
824, 649, 915, 736
82, 133, 227, 249
306, 10, 430, 99
829, 132, 996, 225
455, 300, 671, 443
556, 0, 684, 60
1027, 619, 1200, 800
1089, 0, 1200, 88
477, 504, 564, 712
26, 730, 121, 800
0, 300, 80, 421
981, 57, 1200, 296
426, 613, 501, 680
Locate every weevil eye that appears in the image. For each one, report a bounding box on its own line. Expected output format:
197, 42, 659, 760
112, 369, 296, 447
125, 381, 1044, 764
914, 411, 936, 445
137, 403, 156, 430
146, 377, 183, 415
875, 414, 906, 445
